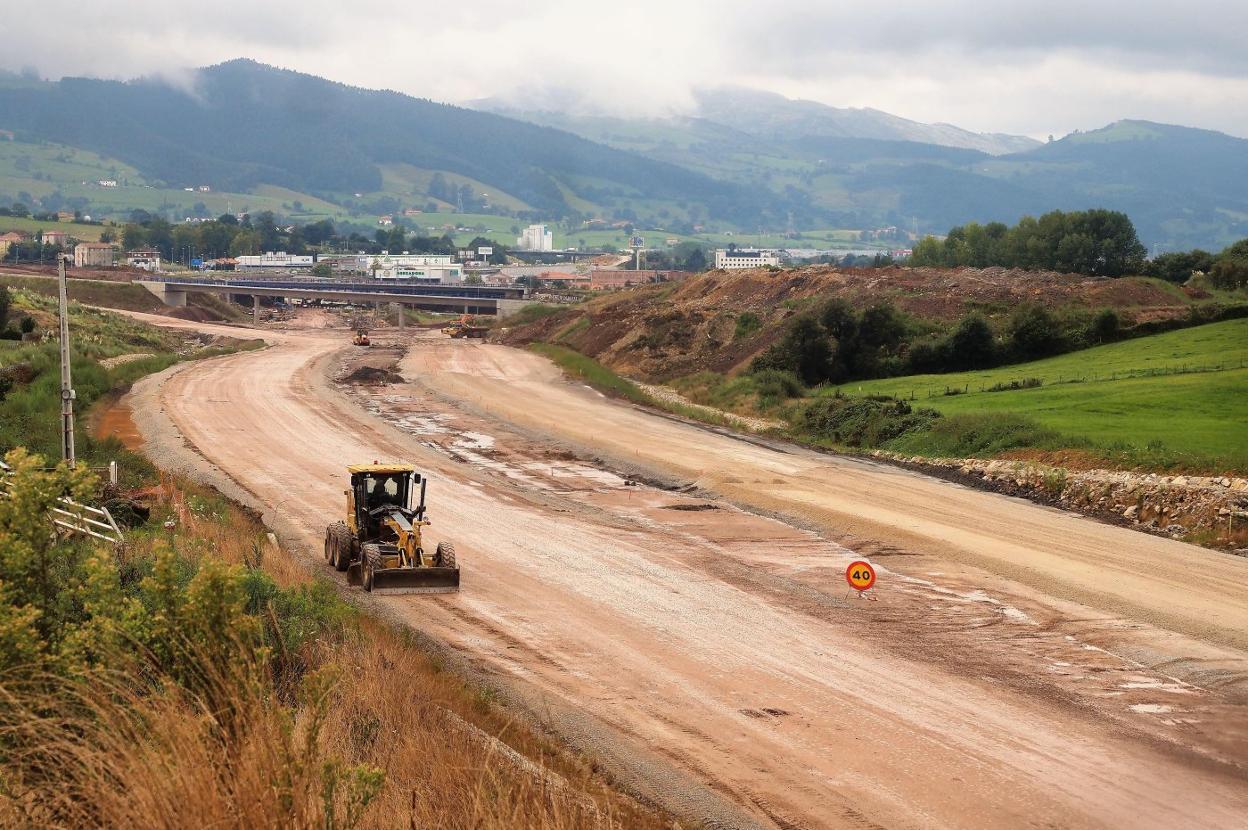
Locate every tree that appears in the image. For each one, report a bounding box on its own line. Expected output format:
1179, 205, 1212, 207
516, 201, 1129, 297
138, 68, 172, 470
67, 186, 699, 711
1209, 238, 1248, 289
946, 314, 996, 370
0, 284, 10, 327
121, 224, 146, 251
909, 235, 944, 266
1146, 249, 1214, 283
1008, 306, 1062, 360
1089, 309, 1119, 343
229, 229, 260, 257
197, 221, 237, 258
753, 315, 831, 385
310, 262, 332, 278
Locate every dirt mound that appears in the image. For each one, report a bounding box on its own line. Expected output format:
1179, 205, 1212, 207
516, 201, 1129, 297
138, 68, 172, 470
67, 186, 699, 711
342, 365, 404, 385
502, 265, 1207, 381
165, 305, 222, 322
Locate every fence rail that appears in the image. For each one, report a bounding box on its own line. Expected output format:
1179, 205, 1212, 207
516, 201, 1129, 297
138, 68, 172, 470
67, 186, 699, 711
0, 459, 124, 545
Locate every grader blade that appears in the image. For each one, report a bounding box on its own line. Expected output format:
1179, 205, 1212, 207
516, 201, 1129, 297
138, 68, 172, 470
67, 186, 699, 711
369, 566, 460, 595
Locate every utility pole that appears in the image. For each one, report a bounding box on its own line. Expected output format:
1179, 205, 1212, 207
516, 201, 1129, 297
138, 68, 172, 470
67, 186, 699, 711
57, 255, 77, 468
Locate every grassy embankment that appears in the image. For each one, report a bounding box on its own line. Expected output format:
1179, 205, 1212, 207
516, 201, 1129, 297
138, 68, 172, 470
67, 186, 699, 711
527, 317, 1248, 474
0, 272, 251, 322
837, 318, 1248, 469
0, 297, 666, 829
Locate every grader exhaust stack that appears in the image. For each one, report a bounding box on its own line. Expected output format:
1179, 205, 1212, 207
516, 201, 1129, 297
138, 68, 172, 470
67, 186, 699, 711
323, 464, 460, 594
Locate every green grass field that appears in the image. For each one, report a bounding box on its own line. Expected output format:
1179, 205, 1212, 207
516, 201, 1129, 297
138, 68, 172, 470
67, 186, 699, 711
0, 215, 112, 240
835, 319, 1248, 464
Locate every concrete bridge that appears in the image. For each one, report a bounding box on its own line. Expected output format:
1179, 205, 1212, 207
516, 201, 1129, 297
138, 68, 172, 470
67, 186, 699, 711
136, 276, 531, 324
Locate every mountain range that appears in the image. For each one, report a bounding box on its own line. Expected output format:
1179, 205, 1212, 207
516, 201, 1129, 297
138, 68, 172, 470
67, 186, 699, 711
0, 60, 1244, 250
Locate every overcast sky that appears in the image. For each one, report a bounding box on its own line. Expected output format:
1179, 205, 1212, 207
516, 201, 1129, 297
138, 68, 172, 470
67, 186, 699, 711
3, 0, 1247, 139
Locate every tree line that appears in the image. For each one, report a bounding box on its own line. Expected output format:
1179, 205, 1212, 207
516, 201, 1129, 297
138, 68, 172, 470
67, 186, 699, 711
752, 299, 1126, 386
909, 209, 1147, 277
114, 211, 491, 264
910, 208, 1247, 287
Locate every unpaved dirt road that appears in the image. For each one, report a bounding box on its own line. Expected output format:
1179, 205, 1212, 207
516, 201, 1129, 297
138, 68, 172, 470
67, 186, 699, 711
119, 315, 1248, 830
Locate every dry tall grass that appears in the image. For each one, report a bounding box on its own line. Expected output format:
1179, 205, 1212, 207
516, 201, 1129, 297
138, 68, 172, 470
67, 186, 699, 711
0, 476, 671, 830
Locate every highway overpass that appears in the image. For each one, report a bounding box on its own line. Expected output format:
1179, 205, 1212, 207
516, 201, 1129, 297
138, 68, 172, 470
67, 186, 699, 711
136, 276, 530, 321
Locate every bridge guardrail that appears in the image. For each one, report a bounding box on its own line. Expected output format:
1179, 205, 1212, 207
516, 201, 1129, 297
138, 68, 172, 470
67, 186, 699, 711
142, 275, 523, 300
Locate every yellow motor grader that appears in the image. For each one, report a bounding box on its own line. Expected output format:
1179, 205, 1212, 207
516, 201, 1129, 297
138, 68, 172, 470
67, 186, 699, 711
324, 463, 459, 593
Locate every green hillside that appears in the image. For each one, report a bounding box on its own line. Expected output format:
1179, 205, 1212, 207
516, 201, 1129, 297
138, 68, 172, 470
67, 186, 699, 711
842, 319, 1248, 463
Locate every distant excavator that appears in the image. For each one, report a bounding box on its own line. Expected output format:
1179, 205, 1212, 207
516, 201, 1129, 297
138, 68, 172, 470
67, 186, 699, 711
324, 463, 459, 593
352, 329, 371, 347
441, 315, 488, 339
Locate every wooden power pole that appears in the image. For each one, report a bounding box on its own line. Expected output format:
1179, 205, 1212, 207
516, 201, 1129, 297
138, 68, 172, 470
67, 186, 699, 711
57, 255, 76, 468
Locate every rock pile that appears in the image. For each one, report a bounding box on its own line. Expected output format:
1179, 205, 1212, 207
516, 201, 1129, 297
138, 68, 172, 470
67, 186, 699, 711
869, 451, 1248, 549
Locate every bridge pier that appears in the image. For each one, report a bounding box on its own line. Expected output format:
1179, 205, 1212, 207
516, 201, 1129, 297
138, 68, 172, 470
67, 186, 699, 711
135, 281, 187, 307
394, 303, 405, 331
253, 295, 261, 325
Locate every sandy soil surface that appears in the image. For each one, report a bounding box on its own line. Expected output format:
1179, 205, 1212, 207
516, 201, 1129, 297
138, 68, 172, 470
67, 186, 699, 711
118, 316, 1248, 829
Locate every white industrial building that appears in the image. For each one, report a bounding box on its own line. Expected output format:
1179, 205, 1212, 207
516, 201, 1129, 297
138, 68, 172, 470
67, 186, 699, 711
359, 252, 463, 283
714, 248, 782, 269
236, 252, 316, 269
517, 224, 554, 252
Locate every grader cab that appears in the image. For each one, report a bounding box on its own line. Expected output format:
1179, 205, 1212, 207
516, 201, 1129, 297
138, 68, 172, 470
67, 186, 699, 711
323, 463, 459, 593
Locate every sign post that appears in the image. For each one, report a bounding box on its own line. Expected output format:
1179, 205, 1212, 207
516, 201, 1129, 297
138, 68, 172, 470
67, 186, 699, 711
845, 559, 876, 599
56, 255, 76, 468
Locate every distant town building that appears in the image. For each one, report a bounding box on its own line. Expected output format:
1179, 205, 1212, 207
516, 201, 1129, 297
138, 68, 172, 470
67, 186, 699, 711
56, 211, 75, 222
377, 215, 394, 226
73, 242, 116, 268
321, 252, 463, 283
368, 253, 462, 283
0, 231, 27, 256
235, 252, 316, 269
198, 185, 211, 192
517, 224, 554, 252
126, 249, 162, 272
714, 248, 781, 270
97, 180, 117, 188
40, 230, 70, 247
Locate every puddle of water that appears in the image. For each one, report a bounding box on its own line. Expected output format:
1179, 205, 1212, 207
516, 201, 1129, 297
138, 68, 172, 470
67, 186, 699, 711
94, 401, 144, 450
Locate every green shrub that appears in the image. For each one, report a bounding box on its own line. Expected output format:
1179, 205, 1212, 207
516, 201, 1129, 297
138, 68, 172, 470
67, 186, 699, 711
985, 377, 1043, 392
1089, 308, 1120, 343
505, 303, 565, 326
799, 396, 940, 447
1008, 306, 1063, 360
733, 311, 762, 340
888, 412, 1065, 457
751, 369, 804, 403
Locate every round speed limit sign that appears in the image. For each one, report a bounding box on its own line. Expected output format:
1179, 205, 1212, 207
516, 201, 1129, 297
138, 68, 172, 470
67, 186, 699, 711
845, 560, 876, 592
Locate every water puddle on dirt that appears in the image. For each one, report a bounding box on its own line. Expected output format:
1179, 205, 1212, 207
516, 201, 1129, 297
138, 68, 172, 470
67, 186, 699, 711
94, 400, 144, 450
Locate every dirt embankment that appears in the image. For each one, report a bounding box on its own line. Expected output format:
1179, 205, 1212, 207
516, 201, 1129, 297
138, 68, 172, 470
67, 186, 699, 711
500, 265, 1201, 381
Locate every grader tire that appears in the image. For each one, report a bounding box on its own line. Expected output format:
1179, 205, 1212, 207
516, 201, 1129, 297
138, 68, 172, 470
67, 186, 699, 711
362, 543, 383, 592
329, 522, 352, 572
435, 541, 457, 569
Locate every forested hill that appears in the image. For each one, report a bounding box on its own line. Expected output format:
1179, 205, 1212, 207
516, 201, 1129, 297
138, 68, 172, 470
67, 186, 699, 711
0, 60, 795, 225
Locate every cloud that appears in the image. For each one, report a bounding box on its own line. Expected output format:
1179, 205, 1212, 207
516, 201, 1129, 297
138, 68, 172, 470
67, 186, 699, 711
1, 0, 1245, 138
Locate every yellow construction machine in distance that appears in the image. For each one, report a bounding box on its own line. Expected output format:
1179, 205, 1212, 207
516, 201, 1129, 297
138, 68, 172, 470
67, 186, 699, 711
440, 315, 488, 339
324, 463, 459, 593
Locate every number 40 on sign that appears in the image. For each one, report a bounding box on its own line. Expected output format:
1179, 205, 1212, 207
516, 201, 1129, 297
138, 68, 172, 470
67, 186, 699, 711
845, 560, 877, 596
